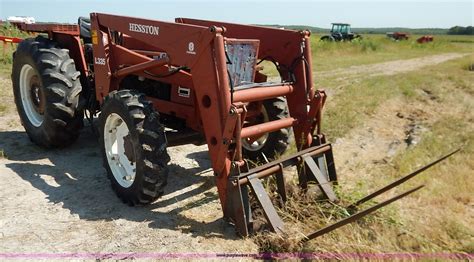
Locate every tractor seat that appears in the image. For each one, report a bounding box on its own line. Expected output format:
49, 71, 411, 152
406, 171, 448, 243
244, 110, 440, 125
78, 17, 91, 43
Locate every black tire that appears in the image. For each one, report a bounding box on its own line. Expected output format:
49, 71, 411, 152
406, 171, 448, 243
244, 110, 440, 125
333, 33, 343, 42
242, 97, 290, 162
11, 36, 83, 147
320, 35, 332, 42
99, 90, 170, 205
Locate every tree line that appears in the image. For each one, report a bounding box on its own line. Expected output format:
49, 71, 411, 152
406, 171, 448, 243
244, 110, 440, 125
447, 26, 474, 35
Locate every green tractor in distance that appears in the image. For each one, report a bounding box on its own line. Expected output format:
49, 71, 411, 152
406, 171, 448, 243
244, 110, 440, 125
320, 23, 362, 42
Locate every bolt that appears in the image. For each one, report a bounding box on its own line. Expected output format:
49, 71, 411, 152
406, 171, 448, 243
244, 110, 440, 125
231, 162, 238, 169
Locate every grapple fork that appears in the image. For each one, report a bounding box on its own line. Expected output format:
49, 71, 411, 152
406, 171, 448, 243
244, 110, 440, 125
225, 142, 338, 236
225, 141, 460, 238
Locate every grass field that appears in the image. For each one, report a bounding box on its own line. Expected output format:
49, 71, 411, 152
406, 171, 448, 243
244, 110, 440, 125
259, 34, 473, 76
0, 27, 473, 256
312, 34, 473, 71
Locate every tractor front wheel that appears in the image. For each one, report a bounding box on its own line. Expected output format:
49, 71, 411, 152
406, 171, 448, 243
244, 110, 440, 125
99, 90, 170, 205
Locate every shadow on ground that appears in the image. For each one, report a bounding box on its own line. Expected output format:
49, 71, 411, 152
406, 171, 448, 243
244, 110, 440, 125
0, 127, 238, 239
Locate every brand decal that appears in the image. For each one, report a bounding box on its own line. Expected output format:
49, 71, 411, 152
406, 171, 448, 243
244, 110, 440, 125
129, 23, 160, 35
186, 42, 196, 55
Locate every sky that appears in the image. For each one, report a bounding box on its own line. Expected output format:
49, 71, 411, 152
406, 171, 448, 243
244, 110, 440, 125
0, 0, 473, 28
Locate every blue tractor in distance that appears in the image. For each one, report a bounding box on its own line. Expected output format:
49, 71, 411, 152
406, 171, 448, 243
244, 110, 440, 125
320, 23, 362, 42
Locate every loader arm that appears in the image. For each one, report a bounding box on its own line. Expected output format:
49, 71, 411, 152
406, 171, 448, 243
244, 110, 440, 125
90, 13, 323, 213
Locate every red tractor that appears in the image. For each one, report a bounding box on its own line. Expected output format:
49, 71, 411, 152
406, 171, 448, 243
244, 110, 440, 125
386, 32, 410, 41
417, 35, 434, 43
10, 13, 453, 239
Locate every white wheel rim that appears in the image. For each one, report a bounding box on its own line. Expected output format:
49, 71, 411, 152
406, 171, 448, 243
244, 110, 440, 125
19, 64, 43, 127
242, 106, 270, 152
104, 113, 136, 188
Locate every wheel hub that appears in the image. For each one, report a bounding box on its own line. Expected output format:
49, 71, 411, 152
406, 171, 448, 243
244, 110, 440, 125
19, 64, 44, 127
29, 75, 45, 114
242, 104, 270, 152
104, 113, 137, 188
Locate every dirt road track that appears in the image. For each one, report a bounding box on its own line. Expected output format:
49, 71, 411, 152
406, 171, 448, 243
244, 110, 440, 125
317, 53, 467, 79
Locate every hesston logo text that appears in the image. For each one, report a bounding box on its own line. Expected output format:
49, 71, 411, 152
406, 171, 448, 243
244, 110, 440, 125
129, 23, 160, 36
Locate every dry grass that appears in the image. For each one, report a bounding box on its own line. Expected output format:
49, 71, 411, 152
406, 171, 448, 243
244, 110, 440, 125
0, 104, 7, 116
0, 70, 13, 116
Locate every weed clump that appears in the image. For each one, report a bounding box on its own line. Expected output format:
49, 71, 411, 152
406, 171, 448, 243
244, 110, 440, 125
357, 39, 381, 52
464, 63, 474, 71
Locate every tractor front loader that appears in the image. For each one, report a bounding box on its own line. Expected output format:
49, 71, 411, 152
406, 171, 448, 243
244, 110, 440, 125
10, 13, 458, 239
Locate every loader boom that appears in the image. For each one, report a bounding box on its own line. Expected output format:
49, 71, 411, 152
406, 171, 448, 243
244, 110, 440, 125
89, 13, 324, 214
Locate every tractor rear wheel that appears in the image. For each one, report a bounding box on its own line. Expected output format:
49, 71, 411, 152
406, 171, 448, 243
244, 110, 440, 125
99, 90, 170, 205
320, 35, 334, 42
242, 97, 290, 162
12, 36, 83, 147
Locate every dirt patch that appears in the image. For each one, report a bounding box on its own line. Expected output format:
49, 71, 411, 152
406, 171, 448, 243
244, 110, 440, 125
332, 98, 434, 185
330, 75, 472, 192
0, 75, 257, 253
0, 129, 258, 253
